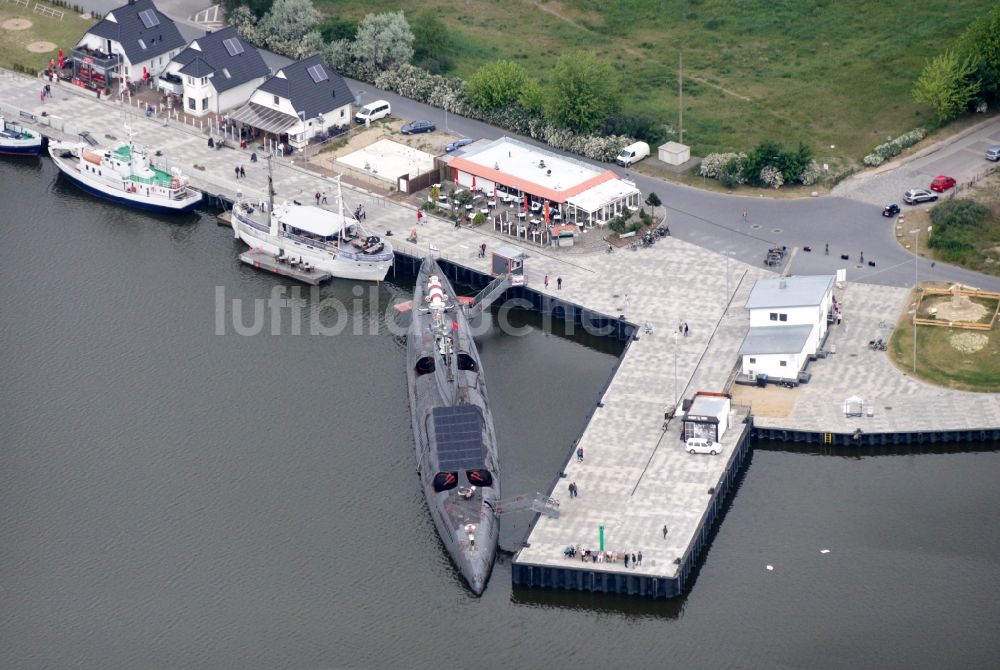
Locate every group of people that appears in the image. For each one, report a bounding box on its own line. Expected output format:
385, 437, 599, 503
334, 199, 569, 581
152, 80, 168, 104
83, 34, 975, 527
562, 546, 644, 567
567, 481, 579, 498
354, 204, 366, 221
39, 84, 52, 103
678, 321, 689, 337
233, 165, 246, 179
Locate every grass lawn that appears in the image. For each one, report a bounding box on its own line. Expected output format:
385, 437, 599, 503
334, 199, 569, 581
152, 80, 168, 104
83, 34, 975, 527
888, 287, 1000, 392
317, 0, 994, 169
0, 4, 92, 72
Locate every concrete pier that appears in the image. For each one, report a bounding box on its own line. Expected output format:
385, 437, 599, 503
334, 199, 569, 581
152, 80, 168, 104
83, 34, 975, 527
2, 69, 997, 600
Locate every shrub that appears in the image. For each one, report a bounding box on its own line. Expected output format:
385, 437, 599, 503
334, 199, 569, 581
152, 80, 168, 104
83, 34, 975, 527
929, 199, 991, 262
759, 165, 784, 189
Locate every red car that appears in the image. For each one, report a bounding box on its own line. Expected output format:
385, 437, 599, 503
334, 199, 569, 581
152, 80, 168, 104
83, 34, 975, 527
929, 175, 956, 192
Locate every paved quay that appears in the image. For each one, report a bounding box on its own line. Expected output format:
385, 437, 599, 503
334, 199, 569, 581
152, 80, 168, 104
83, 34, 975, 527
748, 282, 1000, 435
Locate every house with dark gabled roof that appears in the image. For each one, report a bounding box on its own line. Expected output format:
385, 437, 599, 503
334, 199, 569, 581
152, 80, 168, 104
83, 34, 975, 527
228, 54, 353, 150
159, 26, 270, 117
72, 0, 185, 91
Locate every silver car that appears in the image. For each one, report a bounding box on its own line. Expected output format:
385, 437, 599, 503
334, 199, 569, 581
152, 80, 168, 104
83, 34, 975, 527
903, 188, 938, 205
986, 145, 1000, 161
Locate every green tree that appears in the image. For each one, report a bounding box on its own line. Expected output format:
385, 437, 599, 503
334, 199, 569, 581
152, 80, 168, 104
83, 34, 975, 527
957, 5, 1000, 104
351, 11, 414, 76
467, 60, 529, 110
222, 0, 272, 20
544, 52, 621, 134
258, 0, 321, 59
318, 15, 358, 43
912, 51, 981, 122
410, 10, 452, 74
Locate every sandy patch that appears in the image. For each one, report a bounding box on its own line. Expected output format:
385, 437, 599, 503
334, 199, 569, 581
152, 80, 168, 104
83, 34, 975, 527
949, 332, 989, 353
730, 384, 798, 418
27, 41, 56, 53
2, 18, 32, 30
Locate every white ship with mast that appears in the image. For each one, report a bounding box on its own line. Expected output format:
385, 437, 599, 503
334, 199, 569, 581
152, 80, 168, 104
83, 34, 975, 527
229, 160, 393, 282
48, 126, 201, 213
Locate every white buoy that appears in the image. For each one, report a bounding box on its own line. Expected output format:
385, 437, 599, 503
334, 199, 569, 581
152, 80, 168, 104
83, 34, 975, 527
766, 565, 774, 571
820, 549, 831, 554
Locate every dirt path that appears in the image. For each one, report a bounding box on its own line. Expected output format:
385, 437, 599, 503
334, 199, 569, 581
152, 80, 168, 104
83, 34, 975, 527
687, 75, 752, 102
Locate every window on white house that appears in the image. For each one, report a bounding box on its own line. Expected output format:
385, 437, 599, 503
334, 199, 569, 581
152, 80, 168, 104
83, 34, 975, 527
779, 313, 788, 322
770, 313, 778, 321
187, 97, 195, 110
339, 109, 344, 117
187, 76, 193, 86
273, 95, 279, 105
201, 97, 208, 110
748, 357, 756, 364
779, 361, 787, 367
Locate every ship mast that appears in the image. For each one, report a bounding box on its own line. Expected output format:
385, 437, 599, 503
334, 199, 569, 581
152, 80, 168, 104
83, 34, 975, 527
335, 175, 344, 250
266, 153, 277, 238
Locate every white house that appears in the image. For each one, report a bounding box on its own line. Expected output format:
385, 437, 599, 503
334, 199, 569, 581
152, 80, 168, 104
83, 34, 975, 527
228, 54, 353, 150
72, 0, 186, 91
681, 392, 732, 443
739, 275, 835, 381
160, 26, 269, 117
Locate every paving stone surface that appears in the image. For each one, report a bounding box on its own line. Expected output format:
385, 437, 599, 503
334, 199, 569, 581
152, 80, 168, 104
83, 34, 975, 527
4, 72, 998, 583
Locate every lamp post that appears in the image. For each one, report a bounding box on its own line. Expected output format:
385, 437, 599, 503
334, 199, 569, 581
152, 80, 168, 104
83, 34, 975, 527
297, 111, 307, 166
910, 228, 919, 373
724, 250, 737, 307
672, 331, 679, 411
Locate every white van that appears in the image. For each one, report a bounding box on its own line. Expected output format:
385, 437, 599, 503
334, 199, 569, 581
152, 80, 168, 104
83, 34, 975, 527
686, 437, 721, 455
354, 100, 391, 124
615, 141, 650, 167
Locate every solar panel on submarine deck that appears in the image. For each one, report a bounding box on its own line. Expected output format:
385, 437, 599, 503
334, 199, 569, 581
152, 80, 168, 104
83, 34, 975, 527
432, 406, 485, 470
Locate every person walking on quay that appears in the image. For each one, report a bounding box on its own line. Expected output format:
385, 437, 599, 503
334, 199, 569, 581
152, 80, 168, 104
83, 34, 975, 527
359, 205, 366, 220
239, 165, 246, 179
576, 446, 584, 462
315, 191, 321, 206
624, 293, 630, 309
234, 166, 240, 180
624, 553, 630, 568
825, 242, 829, 256
571, 482, 578, 497
859, 251, 864, 264
663, 525, 669, 539
479, 243, 487, 259
40, 87, 45, 103
417, 209, 423, 225
321, 192, 328, 205
631, 552, 637, 567
637, 551, 643, 566
567, 481, 574, 498
544, 275, 549, 289
557, 276, 562, 290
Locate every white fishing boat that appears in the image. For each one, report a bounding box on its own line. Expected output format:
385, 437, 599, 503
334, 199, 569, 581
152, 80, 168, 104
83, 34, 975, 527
230, 163, 393, 282
48, 127, 201, 213
0, 115, 46, 156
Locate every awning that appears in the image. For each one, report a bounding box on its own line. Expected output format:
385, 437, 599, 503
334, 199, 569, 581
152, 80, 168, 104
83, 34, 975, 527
227, 102, 298, 134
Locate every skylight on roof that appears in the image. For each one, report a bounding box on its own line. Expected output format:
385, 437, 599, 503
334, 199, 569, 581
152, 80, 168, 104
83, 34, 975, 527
138, 9, 160, 28
138, 38, 146, 50
222, 38, 244, 57
222, 68, 231, 79
307, 64, 328, 83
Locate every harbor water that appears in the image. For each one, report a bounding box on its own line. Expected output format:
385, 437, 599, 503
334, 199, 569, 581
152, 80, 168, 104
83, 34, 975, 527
1, 158, 998, 669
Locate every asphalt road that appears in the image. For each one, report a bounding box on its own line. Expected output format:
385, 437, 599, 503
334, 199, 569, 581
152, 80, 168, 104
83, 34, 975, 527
93, 0, 1000, 291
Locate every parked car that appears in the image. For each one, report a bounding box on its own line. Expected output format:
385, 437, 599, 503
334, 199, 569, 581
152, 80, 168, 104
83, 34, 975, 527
903, 188, 938, 205
446, 137, 474, 152
929, 175, 956, 192
882, 203, 900, 217
686, 437, 721, 455
985, 145, 1000, 161
354, 100, 391, 124
401, 120, 436, 135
